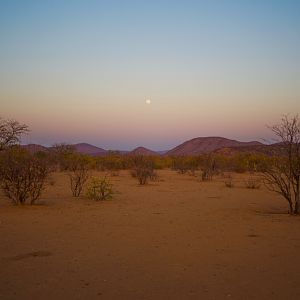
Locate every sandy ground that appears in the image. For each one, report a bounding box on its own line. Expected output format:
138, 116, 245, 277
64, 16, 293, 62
1, 170, 300, 300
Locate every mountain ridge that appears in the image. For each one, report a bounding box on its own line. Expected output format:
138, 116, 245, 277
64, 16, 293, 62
130, 146, 159, 156
166, 136, 263, 156
21, 136, 267, 156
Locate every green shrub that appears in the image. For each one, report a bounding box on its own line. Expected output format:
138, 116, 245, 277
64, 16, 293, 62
86, 177, 113, 201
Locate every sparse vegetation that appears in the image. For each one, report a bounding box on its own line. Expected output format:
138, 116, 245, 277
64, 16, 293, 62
86, 176, 114, 201
67, 154, 90, 197
172, 156, 190, 174
171, 156, 200, 175
0, 147, 50, 205
130, 155, 155, 185
201, 154, 217, 181
262, 115, 300, 214
51, 143, 76, 171
244, 176, 261, 189
224, 174, 234, 188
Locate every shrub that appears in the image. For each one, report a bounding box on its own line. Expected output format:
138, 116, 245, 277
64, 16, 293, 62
224, 174, 234, 188
172, 156, 189, 174
171, 156, 200, 175
67, 154, 90, 197
86, 177, 113, 201
51, 143, 76, 171
244, 176, 261, 189
201, 169, 213, 181
102, 151, 124, 174
135, 166, 153, 185
149, 170, 159, 182
130, 155, 155, 185
0, 147, 50, 205
200, 154, 217, 181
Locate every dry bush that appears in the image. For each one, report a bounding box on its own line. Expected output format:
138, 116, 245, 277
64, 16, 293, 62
86, 177, 114, 201
0, 147, 50, 205
172, 156, 200, 175
149, 170, 159, 182
130, 169, 137, 178
201, 169, 213, 181
200, 154, 217, 181
109, 170, 120, 177
244, 176, 261, 189
67, 154, 90, 197
102, 151, 124, 175
51, 143, 76, 171
130, 155, 155, 185
172, 156, 190, 174
224, 174, 234, 188
135, 167, 153, 185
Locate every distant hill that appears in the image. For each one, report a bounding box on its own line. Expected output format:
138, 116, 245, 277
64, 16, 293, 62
157, 150, 168, 155
166, 137, 263, 156
214, 142, 285, 156
21, 144, 49, 153
20, 137, 275, 157
130, 146, 159, 156
72, 143, 107, 156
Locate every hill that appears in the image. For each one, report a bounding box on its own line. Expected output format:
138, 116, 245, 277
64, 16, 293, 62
214, 142, 285, 156
72, 143, 107, 156
21, 144, 49, 153
166, 137, 263, 156
130, 147, 159, 156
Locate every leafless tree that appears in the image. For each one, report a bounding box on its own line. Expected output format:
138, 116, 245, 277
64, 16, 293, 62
130, 155, 155, 185
0, 147, 50, 205
263, 115, 300, 214
0, 118, 29, 151
67, 154, 90, 197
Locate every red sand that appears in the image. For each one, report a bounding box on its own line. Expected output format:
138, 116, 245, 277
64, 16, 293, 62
1, 170, 300, 299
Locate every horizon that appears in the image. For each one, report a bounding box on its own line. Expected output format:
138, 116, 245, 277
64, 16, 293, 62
21, 135, 270, 152
1, 0, 299, 150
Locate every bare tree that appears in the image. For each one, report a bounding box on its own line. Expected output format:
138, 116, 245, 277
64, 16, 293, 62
67, 154, 90, 197
0, 118, 29, 151
0, 147, 50, 205
130, 155, 155, 185
263, 115, 300, 214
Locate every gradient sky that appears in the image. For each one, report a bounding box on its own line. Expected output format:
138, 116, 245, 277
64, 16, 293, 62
1, 0, 300, 150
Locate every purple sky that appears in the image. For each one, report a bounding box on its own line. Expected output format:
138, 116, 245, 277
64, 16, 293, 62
1, 1, 299, 150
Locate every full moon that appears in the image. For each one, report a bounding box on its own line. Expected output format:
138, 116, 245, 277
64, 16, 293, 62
146, 99, 151, 104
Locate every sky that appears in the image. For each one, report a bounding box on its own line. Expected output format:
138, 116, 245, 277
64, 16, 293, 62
0, 0, 300, 150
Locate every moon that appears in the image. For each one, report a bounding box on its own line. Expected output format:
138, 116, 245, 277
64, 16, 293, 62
146, 99, 151, 104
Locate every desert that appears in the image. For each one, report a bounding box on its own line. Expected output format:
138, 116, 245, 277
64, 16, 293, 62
1, 169, 300, 300
1, 1, 300, 299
